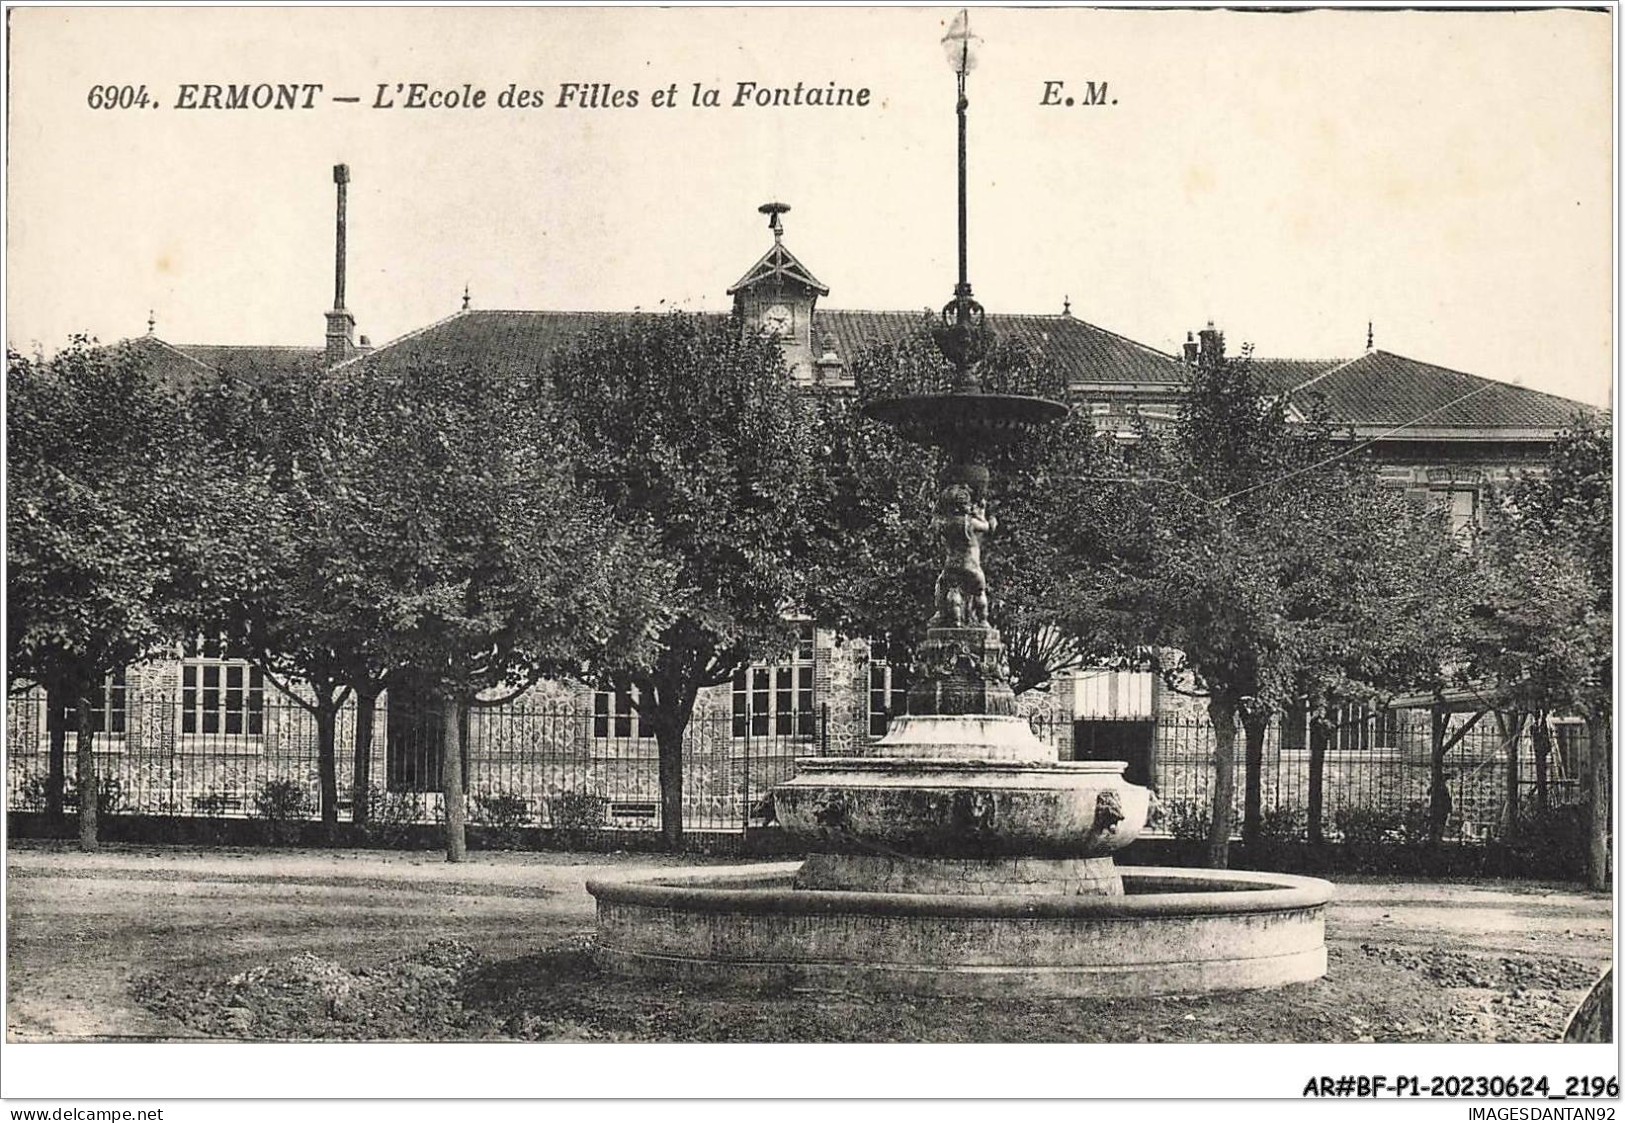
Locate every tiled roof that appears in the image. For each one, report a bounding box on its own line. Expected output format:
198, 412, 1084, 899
337, 307, 1189, 389
337, 310, 646, 379
1250, 358, 1346, 398
1257, 350, 1595, 432
159, 313, 1598, 437
124, 336, 216, 387
813, 310, 1187, 387
172, 343, 325, 383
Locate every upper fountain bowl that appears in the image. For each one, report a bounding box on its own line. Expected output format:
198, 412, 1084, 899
862, 392, 1068, 448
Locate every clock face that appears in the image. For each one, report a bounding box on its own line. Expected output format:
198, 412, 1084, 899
762, 303, 794, 338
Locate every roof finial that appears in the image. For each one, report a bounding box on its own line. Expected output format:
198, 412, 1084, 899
1366, 320, 1374, 352
146, 310, 155, 336
759, 201, 790, 243
462, 283, 471, 312
1062, 295, 1072, 317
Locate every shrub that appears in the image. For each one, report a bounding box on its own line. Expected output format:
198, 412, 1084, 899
15, 774, 49, 812
353, 784, 426, 848
1508, 802, 1589, 878
471, 791, 533, 849
1331, 804, 1423, 872
1256, 804, 1306, 844
1397, 800, 1433, 848
252, 779, 308, 843
1159, 797, 1211, 842
549, 791, 608, 845
64, 774, 124, 817
1332, 804, 1402, 848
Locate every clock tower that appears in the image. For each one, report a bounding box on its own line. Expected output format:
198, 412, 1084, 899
728, 202, 829, 380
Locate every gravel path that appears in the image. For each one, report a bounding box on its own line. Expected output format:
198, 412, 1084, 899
5, 842, 1612, 1043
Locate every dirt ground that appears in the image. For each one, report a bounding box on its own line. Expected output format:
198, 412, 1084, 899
5, 840, 1613, 1043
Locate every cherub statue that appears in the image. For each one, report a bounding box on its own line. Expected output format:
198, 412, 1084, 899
931, 482, 995, 628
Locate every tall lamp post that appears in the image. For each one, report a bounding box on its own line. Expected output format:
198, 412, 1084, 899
934, 9, 989, 391
861, 9, 1067, 719
588, 10, 1326, 1000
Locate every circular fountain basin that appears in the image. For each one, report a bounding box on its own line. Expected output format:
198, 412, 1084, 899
588, 863, 1333, 998
773, 757, 1150, 859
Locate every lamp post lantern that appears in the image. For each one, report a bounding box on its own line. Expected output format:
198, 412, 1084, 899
936, 9, 990, 390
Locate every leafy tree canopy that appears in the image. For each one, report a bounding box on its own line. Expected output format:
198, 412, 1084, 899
311, 357, 675, 700
8, 338, 268, 689
548, 312, 816, 698
546, 311, 818, 845
1472, 412, 1613, 718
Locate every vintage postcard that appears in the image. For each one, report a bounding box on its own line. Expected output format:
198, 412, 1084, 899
3, 3, 1615, 1113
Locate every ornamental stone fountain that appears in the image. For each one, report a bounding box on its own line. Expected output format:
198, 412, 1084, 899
587, 10, 1330, 997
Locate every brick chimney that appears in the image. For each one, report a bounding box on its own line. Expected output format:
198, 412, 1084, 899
325, 164, 358, 367
1181, 331, 1199, 365
1197, 321, 1225, 364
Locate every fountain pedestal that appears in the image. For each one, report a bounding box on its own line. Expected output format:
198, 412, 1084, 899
588, 389, 1331, 996
907, 625, 1019, 716
589, 113, 1331, 992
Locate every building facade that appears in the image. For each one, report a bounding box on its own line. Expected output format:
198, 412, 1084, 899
7, 177, 1601, 833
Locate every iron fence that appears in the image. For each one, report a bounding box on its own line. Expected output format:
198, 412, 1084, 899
7, 682, 1590, 847
4, 686, 814, 836
1059, 710, 1589, 844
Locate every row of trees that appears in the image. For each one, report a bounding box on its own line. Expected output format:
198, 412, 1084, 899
824, 329, 1610, 882
8, 319, 798, 857
7, 319, 1611, 885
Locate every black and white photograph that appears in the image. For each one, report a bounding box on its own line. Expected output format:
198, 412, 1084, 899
2, 2, 1616, 1111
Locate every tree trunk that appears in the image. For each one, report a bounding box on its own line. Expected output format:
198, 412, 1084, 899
44, 679, 67, 822
640, 673, 701, 854
1205, 696, 1237, 869
1584, 707, 1610, 892
315, 705, 339, 843
441, 694, 466, 863
1428, 705, 1450, 847
1307, 717, 1329, 845
655, 722, 685, 852
1144, 722, 1161, 794
1500, 710, 1525, 841
1240, 709, 1268, 847
1531, 712, 1551, 815
74, 682, 98, 852
351, 686, 379, 825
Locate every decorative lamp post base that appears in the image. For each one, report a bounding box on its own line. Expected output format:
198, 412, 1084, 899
906, 625, 1018, 716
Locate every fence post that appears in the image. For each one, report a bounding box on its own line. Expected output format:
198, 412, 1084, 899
1308, 720, 1328, 844
740, 717, 751, 843
820, 702, 830, 756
